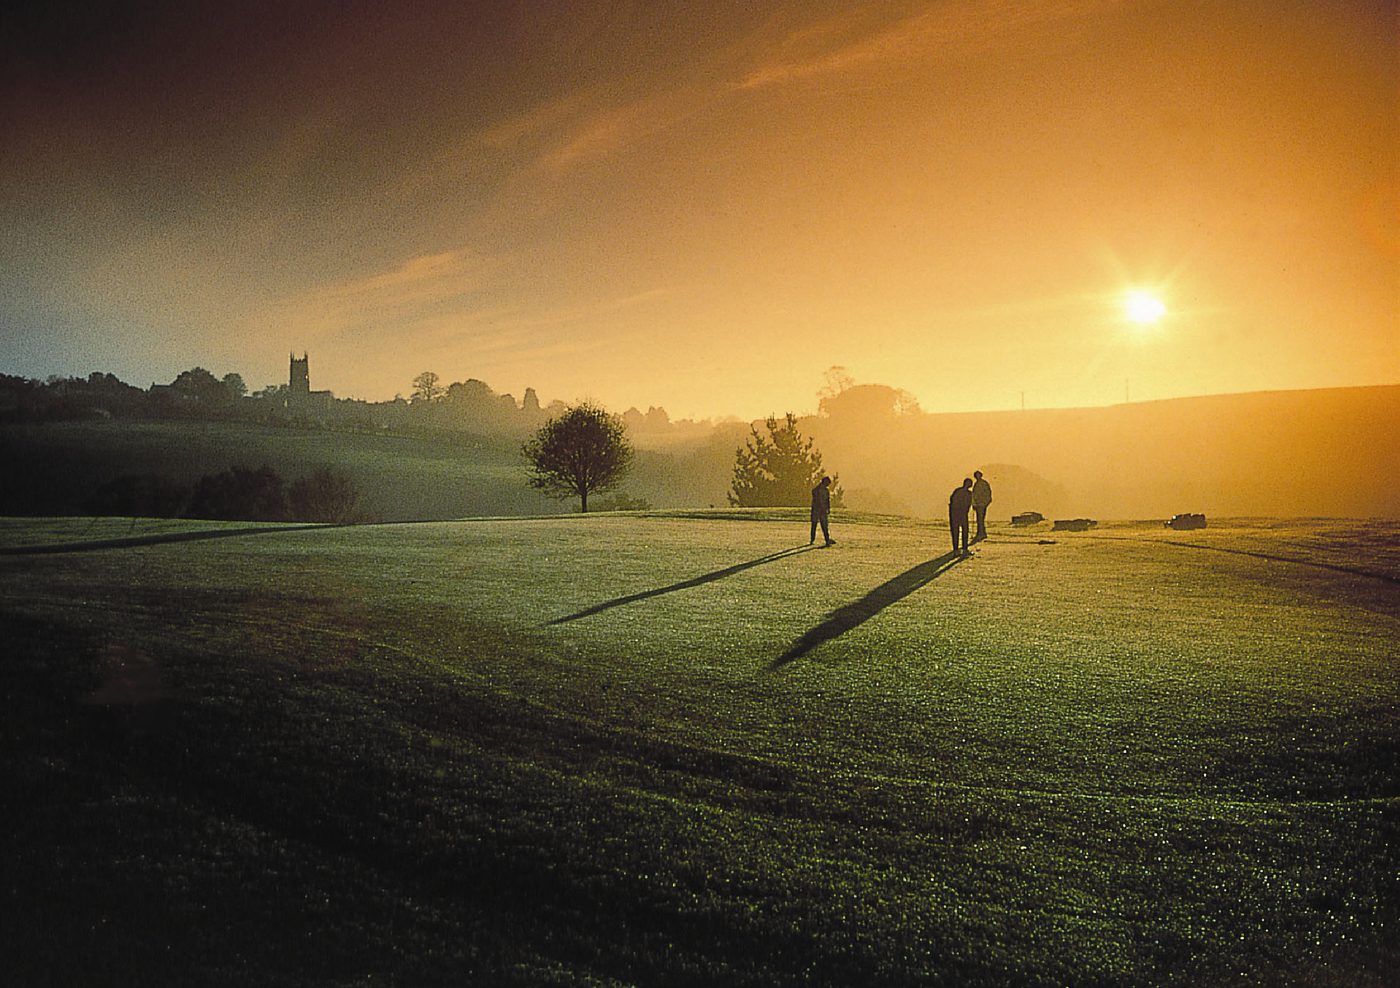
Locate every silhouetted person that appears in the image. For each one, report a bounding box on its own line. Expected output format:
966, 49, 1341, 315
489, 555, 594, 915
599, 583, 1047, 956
949, 477, 973, 554
971, 470, 992, 541
810, 476, 835, 546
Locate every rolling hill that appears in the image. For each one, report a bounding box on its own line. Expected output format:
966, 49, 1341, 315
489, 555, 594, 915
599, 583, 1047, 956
2, 383, 1396, 521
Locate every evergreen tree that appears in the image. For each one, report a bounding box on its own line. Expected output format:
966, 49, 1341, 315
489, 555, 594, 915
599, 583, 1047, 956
728, 413, 842, 508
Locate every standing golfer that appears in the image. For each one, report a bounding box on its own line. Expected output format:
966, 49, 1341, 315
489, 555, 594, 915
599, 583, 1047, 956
810, 476, 835, 546
971, 470, 993, 541
949, 477, 973, 554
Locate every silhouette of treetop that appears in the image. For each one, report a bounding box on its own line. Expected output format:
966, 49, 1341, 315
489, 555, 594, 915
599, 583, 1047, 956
729, 413, 841, 508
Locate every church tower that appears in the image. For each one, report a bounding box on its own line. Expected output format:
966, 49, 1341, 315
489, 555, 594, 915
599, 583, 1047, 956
289, 353, 310, 397
288, 353, 310, 414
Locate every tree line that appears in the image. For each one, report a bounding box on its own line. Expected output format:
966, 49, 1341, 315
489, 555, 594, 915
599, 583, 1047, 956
0, 369, 254, 423
85, 465, 364, 524
0, 366, 716, 445
0, 366, 541, 434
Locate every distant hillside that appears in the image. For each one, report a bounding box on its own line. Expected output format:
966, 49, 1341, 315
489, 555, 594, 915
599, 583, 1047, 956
805, 384, 1400, 520
0, 421, 560, 521
0, 418, 735, 521
3, 384, 1396, 521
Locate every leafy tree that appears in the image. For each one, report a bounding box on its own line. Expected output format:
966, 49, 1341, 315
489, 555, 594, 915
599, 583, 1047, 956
170, 367, 229, 402
412, 371, 443, 404
729, 412, 842, 508
523, 402, 633, 513
289, 467, 360, 523
221, 372, 248, 399
819, 382, 920, 420
440, 378, 520, 432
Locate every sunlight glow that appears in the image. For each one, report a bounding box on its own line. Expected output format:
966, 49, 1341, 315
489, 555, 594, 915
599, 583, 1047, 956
1125, 292, 1167, 324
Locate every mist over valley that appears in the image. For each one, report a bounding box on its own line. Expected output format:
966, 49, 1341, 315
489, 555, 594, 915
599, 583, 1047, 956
4, 367, 1396, 522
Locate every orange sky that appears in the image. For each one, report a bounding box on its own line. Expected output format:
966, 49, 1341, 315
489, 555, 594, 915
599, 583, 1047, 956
1, 0, 1395, 420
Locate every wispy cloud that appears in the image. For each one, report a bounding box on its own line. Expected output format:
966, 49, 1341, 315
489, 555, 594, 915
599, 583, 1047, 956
281, 0, 1126, 350
291, 250, 489, 314
481, 82, 725, 180
467, 0, 1122, 185
233, 250, 497, 348
440, 283, 690, 348
475, 94, 589, 152
737, 0, 1121, 90
267, 249, 691, 368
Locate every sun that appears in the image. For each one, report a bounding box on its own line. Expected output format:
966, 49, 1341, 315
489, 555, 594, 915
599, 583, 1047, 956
1125, 291, 1167, 324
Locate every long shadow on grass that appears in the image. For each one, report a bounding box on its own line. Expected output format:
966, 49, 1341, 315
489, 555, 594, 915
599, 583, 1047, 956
0, 523, 347, 555
547, 544, 817, 624
771, 550, 965, 668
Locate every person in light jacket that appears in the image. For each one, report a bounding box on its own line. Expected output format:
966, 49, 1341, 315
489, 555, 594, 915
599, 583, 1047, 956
971, 470, 993, 541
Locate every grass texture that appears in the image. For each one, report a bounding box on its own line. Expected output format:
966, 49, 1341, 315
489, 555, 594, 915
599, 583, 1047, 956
2, 512, 1397, 986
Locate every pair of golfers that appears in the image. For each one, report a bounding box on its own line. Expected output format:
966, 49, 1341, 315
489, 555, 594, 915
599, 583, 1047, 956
949, 471, 992, 554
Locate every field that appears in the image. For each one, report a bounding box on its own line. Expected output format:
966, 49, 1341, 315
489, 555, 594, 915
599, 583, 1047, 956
3, 512, 1398, 986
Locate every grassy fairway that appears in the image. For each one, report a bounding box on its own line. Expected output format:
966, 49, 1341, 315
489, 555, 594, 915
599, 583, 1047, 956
2, 513, 1397, 986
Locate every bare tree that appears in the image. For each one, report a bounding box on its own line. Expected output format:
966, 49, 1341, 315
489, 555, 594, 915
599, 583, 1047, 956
289, 467, 360, 523
818, 365, 856, 402
522, 402, 633, 512
411, 371, 443, 404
